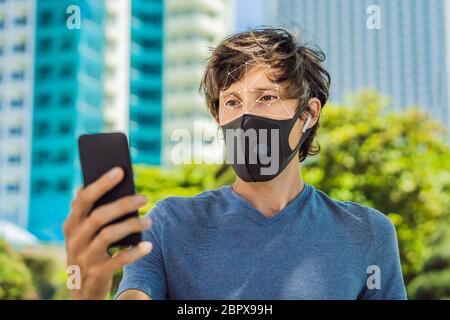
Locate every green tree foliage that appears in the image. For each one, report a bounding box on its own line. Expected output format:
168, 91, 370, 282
133, 164, 231, 214
22, 253, 57, 299
407, 227, 450, 299
302, 90, 450, 282
0, 239, 37, 299
0, 240, 70, 300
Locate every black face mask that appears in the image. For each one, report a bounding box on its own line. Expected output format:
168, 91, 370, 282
220, 106, 312, 182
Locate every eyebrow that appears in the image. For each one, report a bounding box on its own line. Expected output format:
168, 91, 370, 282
221, 87, 283, 96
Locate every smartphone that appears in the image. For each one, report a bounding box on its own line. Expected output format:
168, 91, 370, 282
78, 132, 142, 252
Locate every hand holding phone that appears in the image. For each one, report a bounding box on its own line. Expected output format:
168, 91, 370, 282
78, 132, 143, 248
62, 133, 153, 300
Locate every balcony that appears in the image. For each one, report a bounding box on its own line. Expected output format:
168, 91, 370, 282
166, 14, 227, 40
164, 90, 205, 113
165, 64, 204, 86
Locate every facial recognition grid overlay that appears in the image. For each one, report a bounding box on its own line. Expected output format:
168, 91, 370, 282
219, 62, 295, 125
217, 61, 306, 177
169, 61, 312, 167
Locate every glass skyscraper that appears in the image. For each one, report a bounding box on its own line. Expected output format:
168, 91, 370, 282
28, 0, 105, 241
129, 0, 164, 165
0, 0, 167, 242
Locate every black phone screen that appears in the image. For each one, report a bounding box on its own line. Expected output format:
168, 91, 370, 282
78, 132, 142, 249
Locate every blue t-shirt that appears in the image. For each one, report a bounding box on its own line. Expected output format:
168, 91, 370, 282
116, 183, 407, 300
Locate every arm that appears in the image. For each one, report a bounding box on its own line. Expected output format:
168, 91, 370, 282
360, 210, 407, 300
114, 201, 168, 300
116, 289, 152, 300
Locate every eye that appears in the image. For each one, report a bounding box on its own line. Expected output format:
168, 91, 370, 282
260, 95, 278, 102
224, 99, 241, 108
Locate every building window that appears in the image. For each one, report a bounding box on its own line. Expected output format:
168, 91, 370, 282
60, 37, 72, 51
55, 178, 70, 192
58, 122, 71, 134
131, 87, 161, 101
37, 93, 51, 108
33, 150, 50, 164
60, 64, 74, 77
131, 112, 161, 126
39, 10, 53, 26
12, 42, 26, 53
10, 98, 24, 108
36, 65, 51, 79
6, 183, 20, 193
38, 38, 52, 52
133, 36, 162, 49
11, 70, 25, 80
35, 121, 50, 136
32, 179, 48, 194
132, 61, 161, 75
54, 149, 69, 163
9, 125, 22, 136
134, 139, 160, 152
135, 12, 162, 25
7, 154, 21, 164
10, 99, 24, 109
59, 93, 72, 107
14, 15, 27, 26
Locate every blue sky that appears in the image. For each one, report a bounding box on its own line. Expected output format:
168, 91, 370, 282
233, 0, 266, 32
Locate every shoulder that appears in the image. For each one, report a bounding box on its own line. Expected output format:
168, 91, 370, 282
146, 187, 230, 225
310, 186, 395, 245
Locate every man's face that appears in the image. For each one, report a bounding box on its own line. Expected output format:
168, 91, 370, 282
218, 63, 300, 126
218, 63, 306, 150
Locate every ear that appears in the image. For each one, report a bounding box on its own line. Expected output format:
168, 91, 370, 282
303, 98, 321, 130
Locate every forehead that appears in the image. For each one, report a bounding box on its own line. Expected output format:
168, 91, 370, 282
220, 64, 279, 94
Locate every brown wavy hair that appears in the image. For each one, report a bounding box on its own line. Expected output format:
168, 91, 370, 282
200, 27, 331, 162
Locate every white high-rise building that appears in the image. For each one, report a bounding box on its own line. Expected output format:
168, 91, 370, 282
163, 0, 234, 165
103, 0, 131, 132
0, 0, 35, 228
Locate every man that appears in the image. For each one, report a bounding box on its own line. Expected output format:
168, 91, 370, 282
64, 28, 407, 299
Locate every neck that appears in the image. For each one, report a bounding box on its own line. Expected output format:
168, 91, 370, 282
232, 158, 304, 218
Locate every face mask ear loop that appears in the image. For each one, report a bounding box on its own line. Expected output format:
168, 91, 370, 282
290, 104, 312, 158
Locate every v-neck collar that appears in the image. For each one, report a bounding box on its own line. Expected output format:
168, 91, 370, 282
224, 183, 312, 225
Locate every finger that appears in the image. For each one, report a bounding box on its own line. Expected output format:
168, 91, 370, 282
63, 188, 87, 238
88, 217, 151, 256
102, 241, 153, 273
76, 195, 148, 247
73, 167, 124, 217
